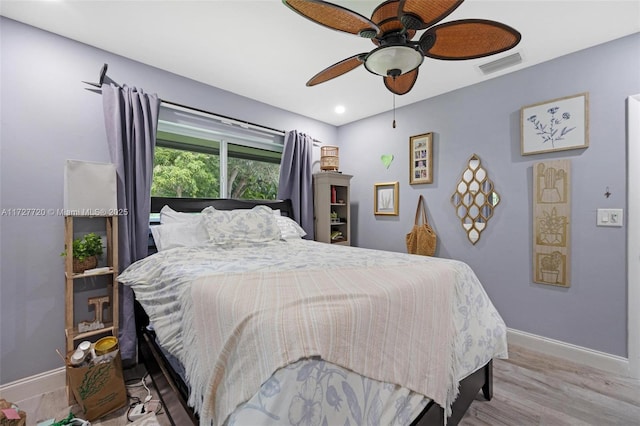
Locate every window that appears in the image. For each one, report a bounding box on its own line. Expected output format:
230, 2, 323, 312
152, 104, 284, 200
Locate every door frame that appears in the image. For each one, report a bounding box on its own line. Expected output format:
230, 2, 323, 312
628, 94, 640, 378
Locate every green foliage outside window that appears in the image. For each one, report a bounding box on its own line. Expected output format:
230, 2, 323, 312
152, 148, 219, 198
228, 157, 280, 199
151, 146, 280, 200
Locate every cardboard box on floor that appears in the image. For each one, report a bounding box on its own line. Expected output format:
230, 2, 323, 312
66, 350, 127, 421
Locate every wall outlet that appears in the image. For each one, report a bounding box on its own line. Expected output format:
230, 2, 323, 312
597, 208, 624, 227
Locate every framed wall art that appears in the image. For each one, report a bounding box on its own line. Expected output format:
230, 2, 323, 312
533, 159, 571, 287
521, 92, 589, 155
409, 132, 433, 184
374, 181, 399, 216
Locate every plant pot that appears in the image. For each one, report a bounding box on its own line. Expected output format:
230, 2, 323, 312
73, 256, 98, 274
541, 270, 559, 284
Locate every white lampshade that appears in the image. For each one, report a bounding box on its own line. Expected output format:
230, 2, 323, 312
364, 44, 423, 77
64, 160, 117, 216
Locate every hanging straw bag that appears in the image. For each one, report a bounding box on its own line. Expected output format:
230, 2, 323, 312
406, 195, 437, 256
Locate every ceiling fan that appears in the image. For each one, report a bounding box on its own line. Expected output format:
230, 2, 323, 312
283, 0, 522, 95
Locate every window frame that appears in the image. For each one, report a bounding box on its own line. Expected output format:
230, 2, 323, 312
154, 103, 285, 199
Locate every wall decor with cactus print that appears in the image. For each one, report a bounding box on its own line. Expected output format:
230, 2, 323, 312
533, 159, 571, 287
521, 93, 588, 155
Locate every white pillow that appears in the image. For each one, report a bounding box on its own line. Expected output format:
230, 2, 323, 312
275, 215, 306, 240
151, 208, 209, 251
202, 205, 281, 244
150, 221, 208, 251
160, 205, 200, 224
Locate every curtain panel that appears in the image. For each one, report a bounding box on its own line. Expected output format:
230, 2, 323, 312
102, 84, 160, 363
277, 130, 314, 239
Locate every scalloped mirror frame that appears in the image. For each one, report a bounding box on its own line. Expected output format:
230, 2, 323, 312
451, 154, 500, 244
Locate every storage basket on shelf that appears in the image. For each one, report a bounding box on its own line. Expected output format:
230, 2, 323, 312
320, 146, 339, 171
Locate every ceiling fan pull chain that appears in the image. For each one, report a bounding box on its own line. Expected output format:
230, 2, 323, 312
392, 92, 396, 128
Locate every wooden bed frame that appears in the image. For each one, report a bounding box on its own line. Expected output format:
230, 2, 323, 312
134, 196, 493, 425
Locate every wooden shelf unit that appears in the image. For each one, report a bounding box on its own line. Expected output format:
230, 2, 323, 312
313, 172, 352, 246
64, 215, 119, 354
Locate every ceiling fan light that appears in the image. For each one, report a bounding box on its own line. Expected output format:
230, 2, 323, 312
364, 45, 423, 77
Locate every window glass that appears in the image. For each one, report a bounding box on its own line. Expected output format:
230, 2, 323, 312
152, 145, 220, 198
152, 104, 283, 200
228, 145, 280, 199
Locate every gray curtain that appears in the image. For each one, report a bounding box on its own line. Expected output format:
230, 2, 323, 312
102, 83, 160, 364
278, 130, 314, 239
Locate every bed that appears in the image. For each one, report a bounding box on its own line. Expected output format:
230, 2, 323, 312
123, 197, 507, 426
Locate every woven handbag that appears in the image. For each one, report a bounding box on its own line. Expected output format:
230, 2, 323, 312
406, 195, 437, 256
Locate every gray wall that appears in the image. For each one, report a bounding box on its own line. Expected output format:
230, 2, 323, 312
338, 33, 640, 358
0, 17, 337, 385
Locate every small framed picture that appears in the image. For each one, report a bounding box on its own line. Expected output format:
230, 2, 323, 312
409, 132, 433, 184
521, 93, 589, 155
374, 181, 399, 216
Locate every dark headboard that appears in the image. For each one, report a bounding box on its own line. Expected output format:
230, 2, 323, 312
151, 197, 295, 218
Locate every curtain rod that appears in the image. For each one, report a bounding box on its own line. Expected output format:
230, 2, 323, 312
161, 100, 323, 146
144, 100, 327, 146
82, 63, 323, 145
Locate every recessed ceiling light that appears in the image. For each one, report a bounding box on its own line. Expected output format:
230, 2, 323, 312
334, 105, 346, 114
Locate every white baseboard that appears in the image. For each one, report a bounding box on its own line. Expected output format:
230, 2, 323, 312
0, 367, 65, 403
507, 328, 630, 376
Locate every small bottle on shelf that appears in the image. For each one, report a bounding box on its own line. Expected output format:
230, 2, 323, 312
331, 186, 337, 203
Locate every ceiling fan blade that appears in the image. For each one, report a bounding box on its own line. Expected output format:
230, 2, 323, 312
283, 0, 380, 38
384, 68, 419, 95
307, 54, 366, 86
422, 19, 521, 60
370, 0, 416, 40
399, 0, 464, 30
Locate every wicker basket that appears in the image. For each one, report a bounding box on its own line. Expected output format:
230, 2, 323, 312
0, 398, 26, 425
73, 256, 98, 274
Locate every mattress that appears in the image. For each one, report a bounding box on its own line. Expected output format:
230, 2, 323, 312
120, 239, 507, 425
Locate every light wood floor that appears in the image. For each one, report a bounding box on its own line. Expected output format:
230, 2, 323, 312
460, 345, 640, 425
17, 345, 640, 425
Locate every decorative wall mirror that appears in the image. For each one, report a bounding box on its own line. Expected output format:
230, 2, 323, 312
451, 154, 500, 244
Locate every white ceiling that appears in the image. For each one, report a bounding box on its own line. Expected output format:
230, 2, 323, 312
2, 0, 639, 126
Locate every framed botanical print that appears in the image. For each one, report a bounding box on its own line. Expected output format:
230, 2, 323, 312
409, 132, 433, 184
521, 93, 589, 155
374, 181, 399, 216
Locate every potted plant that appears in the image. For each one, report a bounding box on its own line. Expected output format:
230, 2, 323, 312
61, 233, 104, 273
540, 251, 562, 284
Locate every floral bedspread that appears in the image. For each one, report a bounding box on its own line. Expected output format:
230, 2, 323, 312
227, 358, 430, 426
119, 239, 507, 425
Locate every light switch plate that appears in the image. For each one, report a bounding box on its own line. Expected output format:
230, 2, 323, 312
597, 208, 624, 227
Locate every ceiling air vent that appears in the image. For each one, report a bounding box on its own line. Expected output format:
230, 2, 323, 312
479, 52, 522, 75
